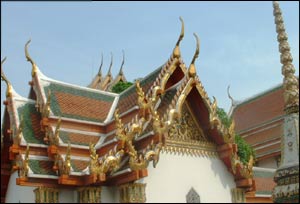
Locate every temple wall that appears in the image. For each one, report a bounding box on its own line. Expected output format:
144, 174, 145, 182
5, 171, 35, 203
142, 152, 236, 203
59, 189, 76, 203
101, 186, 119, 203
257, 157, 278, 168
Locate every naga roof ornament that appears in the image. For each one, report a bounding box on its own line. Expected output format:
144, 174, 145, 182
107, 52, 113, 76
119, 50, 125, 76
25, 39, 39, 77
1, 57, 13, 97
173, 17, 184, 58
97, 53, 103, 77
188, 33, 200, 78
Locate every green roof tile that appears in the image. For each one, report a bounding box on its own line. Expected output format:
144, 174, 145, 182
17, 102, 45, 144
44, 82, 116, 123
29, 160, 56, 176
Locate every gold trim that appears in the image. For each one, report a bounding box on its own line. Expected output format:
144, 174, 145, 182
77, 187, 101, 203
42, 90, 51, 117
1, 57, 13, 97
98, 53, 103, 76
25, 39, 38, 77
52, 117, 61, 145
188, 33, 200, 78
16, 114, 24, 145
173, 17, 184, 58
166, 103, 217, 157
119, 50, 125, 75
34, 187, 59, 203
61, 142, 71, 175
119, 183, 146, 203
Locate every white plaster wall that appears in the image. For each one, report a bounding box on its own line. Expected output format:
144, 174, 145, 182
257, 157, 278, 168
5, 171, 35, 203
101, 186, 119, 203
142, 152, 236, 203
59, 189, 76, 203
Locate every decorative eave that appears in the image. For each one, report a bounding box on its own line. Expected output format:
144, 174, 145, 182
1, 57, 37, 149
25, 40, 119, 129
147, 17, 187, 102
4, 18, 254, 191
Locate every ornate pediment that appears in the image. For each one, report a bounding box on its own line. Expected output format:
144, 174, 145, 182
164, 103, 217, 157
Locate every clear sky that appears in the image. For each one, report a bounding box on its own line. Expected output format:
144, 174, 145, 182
1, 1, 299, 125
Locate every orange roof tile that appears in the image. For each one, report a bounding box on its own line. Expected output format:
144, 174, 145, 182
54, 91, 112, 122
71, 160, 89, 172
232, 85, 284, 132
59, 130, 100, 146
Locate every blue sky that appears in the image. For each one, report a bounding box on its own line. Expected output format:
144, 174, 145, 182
1, 1, 299, 125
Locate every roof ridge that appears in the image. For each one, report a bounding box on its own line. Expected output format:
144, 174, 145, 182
119, 64, 163, 97
38, 69, 118, 97
235, 82, 283, 108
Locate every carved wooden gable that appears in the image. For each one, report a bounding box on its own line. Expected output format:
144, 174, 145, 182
165, 103, 218, 157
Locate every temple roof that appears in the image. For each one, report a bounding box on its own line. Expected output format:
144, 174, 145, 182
1, 18, 255, 192
231, 84, 285, 161
39, 73, 118, 124
232, 84, 285, 132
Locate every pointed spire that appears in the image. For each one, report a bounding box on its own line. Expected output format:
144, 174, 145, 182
119, 50, 125, 76
25, 39, 39, 77
107, 52, 113, 76
1, 57, 13, 97
173, 17, 184, 58
227, 85, 239, 116
227, 85, 237, 106
188, 33, 200, 78
97, 53, 103, 76
273, 1, 299, 114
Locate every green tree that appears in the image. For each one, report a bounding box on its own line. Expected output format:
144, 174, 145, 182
111, 81, 133, 94
216, 107, 255, 164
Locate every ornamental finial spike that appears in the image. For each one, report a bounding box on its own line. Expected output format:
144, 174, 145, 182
227, 85, 235, 107
119, 50, 125, 75
25, 39, 38, 77
108, 52, 113, 76
273, 1, 299, 114
1, 57, 13, 97
173, 17, 184, 58
98, 53, 103, 76
188, 33, 200, 78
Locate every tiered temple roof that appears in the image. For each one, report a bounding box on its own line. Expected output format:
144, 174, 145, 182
1, 18, 255, 202
88, 51, 127, 92
230, 83, 285, 161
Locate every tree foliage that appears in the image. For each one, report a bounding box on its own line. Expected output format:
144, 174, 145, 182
111, 81, 133, 93
216, 107, 255, 164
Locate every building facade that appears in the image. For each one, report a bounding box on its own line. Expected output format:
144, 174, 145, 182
1, 19, 254, 203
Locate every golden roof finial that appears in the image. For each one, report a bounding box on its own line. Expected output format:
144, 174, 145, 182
54, 117, 61, 145
188, 33, 200, 78
107, 52, 113, 76
97, 53, 103, 76
25, 39, 38, 77
273, 1, 299, 114
173, 17, 184, 58
63, 141, 71, 175
119, 50, 125, 75
1, 57, 13, 97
